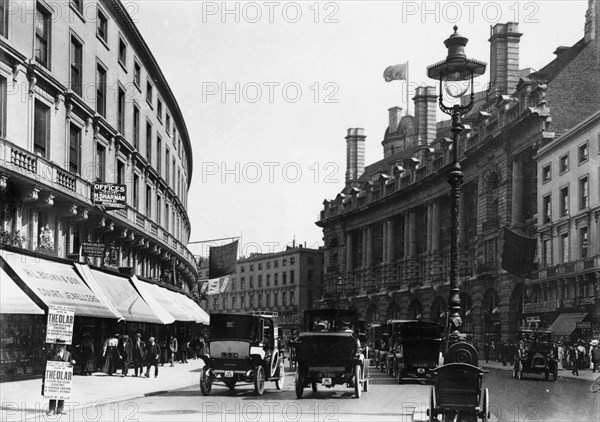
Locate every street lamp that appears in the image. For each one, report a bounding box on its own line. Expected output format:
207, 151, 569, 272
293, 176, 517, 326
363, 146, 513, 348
335, 276, 344, 308
427, 26, 486, 349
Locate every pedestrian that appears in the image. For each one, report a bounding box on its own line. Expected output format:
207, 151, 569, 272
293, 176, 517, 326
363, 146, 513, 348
44, 342, 76, 416
79, 332, 95, 376
168, 334, 178, 367
557, 342, 564, 370
132, 333, 146, 377
501, 342, 508, 366
160, 336, 168, 366
569, 345, 579, 376
190, 336, 200, 359
179, 335, 189, 363
119, 334, 133, 376
102, 334, 120, 376
145, 337, 161, 378
591, 342, 600, 373
483, 341, 490, 363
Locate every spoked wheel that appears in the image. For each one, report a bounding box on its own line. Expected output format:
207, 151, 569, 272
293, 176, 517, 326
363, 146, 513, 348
354, 364, 362, 398
295, 367, 304, 399
591, 375, 600, 393
254, 365, 265, 396
199, 368, 212, 396
275, 362, 285, 390
480, 387, 490, 422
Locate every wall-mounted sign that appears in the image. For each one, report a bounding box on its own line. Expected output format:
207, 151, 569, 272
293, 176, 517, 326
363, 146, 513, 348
81, 241, 106, 258
92, 183, 127, 209
45, 305, 75, 344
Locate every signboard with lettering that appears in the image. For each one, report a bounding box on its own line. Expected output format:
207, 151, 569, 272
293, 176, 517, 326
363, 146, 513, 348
81, 241, 106, 258
92, 183, 127, 209
523, 300, 557, 314
46, 305, 75, 344
43, 361, 73, 400
576, 321, 591, 329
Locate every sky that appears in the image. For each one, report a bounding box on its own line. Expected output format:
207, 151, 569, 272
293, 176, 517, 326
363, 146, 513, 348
126, 0, 589, 258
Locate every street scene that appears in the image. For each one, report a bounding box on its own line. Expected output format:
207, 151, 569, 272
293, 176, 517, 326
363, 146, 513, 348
1, 0, 600, 421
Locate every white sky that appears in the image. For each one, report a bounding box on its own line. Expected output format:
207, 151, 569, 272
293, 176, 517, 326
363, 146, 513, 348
128, 0, 589, 257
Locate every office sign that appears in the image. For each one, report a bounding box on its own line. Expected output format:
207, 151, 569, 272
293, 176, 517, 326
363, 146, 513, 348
81, 241, 106, 258
46, 305, 75, 344
92, 183, 127, 209
43, 361, 73, 400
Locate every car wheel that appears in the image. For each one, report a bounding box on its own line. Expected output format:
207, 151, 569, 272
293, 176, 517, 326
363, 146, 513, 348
200, 368, 212, 396
295, 367, 304, 399
275, 362, 285, 390
354, 364, 362, 398
254, 365, 265, 396
481, 388, 490, 422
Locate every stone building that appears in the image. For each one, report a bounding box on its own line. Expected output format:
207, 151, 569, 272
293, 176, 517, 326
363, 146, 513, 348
317, 1, 599, 344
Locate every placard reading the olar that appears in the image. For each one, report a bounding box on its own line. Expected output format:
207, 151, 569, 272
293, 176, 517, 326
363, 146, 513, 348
92, 183, 127, 209
46, 305, 75, 344
43, 361, 73, 400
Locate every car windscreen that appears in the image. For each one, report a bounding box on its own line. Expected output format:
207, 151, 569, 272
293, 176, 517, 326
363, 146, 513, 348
210, 314, 259, 341
397, 322, 442, 339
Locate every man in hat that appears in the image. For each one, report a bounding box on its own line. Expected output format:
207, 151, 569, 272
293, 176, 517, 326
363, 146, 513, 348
119, 334, 133, 376
44, 342, 76, 416
132, 333, 146, 377
145, 337, 161, 378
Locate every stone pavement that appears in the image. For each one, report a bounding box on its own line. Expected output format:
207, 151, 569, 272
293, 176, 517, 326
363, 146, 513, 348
477, 358, 600, 382
0, 358, 206, 421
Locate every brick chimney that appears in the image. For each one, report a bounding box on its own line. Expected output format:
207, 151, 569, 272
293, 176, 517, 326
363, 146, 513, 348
388, 106, 403, 134
345, 128, 365, 185
488, 22, 522, 96
413, 86, 437, 145
584, 0, 598, 43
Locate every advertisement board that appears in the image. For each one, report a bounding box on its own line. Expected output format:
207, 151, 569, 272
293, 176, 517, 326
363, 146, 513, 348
81, 241, 106, 258
45, 305, 75, 344
43, 361, 73, 400
92, 183, 127, 209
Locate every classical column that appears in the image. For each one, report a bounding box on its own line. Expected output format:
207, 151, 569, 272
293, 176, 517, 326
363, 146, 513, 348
387, 219, 395, 262
408, 211, 417, 257
346, 231, 353, 273
404, 214, 410, 259
432, 200, 440, 251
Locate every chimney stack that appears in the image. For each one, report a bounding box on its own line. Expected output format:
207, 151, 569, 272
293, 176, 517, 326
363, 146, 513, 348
388, 106, 403, 134
413, 86, 437, 145
488, 22, 522, 96
584, 0, 597, 43
345, 128, 366, 185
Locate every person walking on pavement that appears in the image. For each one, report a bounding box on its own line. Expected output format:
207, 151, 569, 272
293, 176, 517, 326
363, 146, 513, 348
168, 334, 178, 367
569, 344, 579, 376
591, 342, 600, 373
179, 335, 189, 363
132, 333, 146, 377
483, 341, 491, 364
145, 337, 161, 378
44, 342, 76, 416
119, 334, 134, 376
79, 332, 95, 376
102, 334, 120, 376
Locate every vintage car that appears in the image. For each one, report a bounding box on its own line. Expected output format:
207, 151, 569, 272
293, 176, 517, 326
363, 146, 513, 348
199, 313, 285, 395
387, 320, 443, 383
292, 309, 369, 398
512, 329, 558, 381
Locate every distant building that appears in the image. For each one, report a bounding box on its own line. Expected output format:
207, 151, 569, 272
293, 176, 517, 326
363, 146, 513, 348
205, 245, 323, 337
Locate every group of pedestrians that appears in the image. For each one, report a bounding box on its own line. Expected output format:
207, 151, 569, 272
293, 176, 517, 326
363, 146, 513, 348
565, 339, 600, 376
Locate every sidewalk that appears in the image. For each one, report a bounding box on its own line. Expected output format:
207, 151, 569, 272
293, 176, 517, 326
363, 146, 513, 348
478, 359, 599, 382
0, 359, 205, 421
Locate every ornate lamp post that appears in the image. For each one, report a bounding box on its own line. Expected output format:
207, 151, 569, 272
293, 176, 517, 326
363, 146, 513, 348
335, 276, 344, 307
427, 26, 486, 350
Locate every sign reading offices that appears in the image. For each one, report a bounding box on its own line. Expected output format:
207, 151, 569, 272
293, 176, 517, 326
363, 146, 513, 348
46, 305, 75, 344
92, 183, 126, 209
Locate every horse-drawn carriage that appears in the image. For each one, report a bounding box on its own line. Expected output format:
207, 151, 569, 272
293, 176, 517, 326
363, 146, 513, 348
292, 309, 369, 398
199, 313, 285, 396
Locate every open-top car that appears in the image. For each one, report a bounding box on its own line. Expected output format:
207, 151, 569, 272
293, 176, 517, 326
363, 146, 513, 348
512, 328, 558, 382
292, 309, 369, 398
199, 313, 285, 396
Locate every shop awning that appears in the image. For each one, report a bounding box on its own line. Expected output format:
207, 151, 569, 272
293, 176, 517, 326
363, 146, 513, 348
75, 264, 169, 324
145, 283, 198, 322
0, 265, 44, 314
0, 252, 120, 319
548, 312, 589, 336
172, 292, 210, 324
130, 276, 175, 325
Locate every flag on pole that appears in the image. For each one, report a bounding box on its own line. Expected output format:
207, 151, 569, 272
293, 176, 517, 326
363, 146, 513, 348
208, 240, 239, 278
383, 62, 408, 82
501, 227, 537, 278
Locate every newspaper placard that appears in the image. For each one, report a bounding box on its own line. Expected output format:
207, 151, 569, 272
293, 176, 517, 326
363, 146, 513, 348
43, 361, 73, 400
46, 305, 75, 344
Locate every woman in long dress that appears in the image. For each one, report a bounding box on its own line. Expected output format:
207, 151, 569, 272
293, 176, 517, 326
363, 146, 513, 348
102, 334, 120, 375
80, 333, 95, 375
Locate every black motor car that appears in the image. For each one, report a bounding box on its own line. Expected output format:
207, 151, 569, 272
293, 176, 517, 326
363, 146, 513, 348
512, 329, 558, 382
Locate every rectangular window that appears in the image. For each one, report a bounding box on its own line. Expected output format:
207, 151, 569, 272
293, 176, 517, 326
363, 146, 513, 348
274, 273, 278, 285
34, 100, 50, 158
579, 176, 589, 209
1, 0, 9, 37
578, 142, 589, 163
95, 142, 106, 181
132, 105, 140, 149
133, 174, 139, 209
560, 233, 569, 263
0, 76, 5, 137
172, 158, 176, 188
308, 269, 314, 284
117, 86, 126, 133
157, 98, 163, 122
69, 124, 81, 174
282, 272, 287, 284
35, 5, 51, 68
542, 238, 551, 267
266, 274, 271, 286
165, 149, 170, 182
290, 291, 295, 305
145, 185, 152, 216
248, 276, 252, 288
96, 8, 108, 43
96, 63, 107, 116
146, 80, 153, 106
146, 121, 152, 163
559, 154, 569, 173
71, 0, 83, 14
70, 36, 82, 95
560, 186, 569, 216
116, 160, 125, 184
156, 196, 162, 224
542, 194, 551, 223
166, 113, 171, 134
282, 292, 287, 306
542, 164, 551, 182
290, 270, 295, 283
133, 60, 141, 88
165, 203, 169, 230
118, 37, 127, 67
258, 274, 262, 287
579, 227, 588, 259
156, 135, 162, 174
